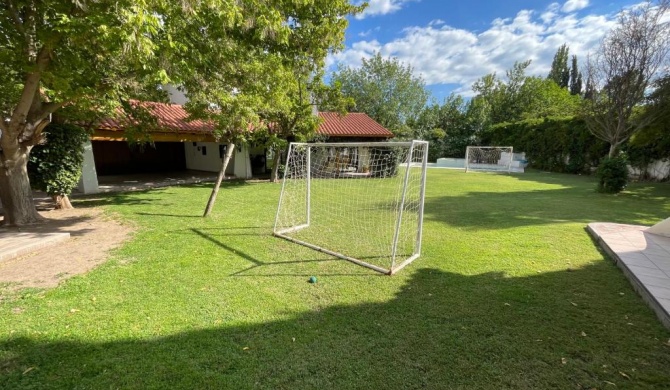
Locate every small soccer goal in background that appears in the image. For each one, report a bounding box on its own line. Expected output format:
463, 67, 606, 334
273, 141, 429, 275
464, 146, 514, 173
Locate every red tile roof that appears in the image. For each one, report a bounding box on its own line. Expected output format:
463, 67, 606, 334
96, 101, 393, 139
97, 101, 215, 134
317, 112, 394, 138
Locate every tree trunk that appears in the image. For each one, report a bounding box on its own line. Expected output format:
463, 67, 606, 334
0, 146, 43, 226
270, 147, 283, 183
203, 142, 236, 217
608, 143, 617, 158
52, 194, 73, 210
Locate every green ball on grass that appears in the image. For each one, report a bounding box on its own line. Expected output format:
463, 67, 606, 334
308, 276, 317, 284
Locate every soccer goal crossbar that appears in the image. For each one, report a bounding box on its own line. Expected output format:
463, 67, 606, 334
273, 141, 429, 275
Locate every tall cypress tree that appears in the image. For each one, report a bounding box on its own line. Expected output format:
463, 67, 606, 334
548, 44, 570, 88
569, 55, 583, 95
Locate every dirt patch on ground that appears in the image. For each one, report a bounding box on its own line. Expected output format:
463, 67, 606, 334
0, 207, 133, 293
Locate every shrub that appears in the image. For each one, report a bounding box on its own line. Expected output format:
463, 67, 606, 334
596, 155, 629, 193
28, 123, 89, 208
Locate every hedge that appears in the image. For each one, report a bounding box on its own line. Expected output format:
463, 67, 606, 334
482, 117, 609, 174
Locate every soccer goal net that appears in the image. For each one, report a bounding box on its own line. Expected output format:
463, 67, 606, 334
464, 146, 514, 173
273, 141, 429, 275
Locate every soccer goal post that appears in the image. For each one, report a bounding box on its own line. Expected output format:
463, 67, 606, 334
464, 146, 514, 173
273, 141, 429, 275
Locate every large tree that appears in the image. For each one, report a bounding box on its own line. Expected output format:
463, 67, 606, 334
0, 0, 359, 226
583, 0, 670, 157
548, 44, 570, 88
569, 55, 583, 96
471, 60, 581, 132
0, 0, 174, 225
259, 74, 352, 183
163, 1, 360, 216
626, 73, 670, 176
410, 95, 475, 160
518, 77, 582, 119
471, 60, 532, 125
329, 53, 430, 136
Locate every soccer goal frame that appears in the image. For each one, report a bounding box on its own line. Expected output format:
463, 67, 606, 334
273, 141, 429, 275
464, 146, 514, 173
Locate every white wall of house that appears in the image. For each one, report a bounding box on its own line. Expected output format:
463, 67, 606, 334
184, 142, 252, 178
185, 142, 231, 173
234, 144, 252, 178
77, 140, 99, 194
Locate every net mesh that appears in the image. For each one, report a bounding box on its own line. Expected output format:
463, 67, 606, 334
465, 146, 513, 172
274, 142, 428, 274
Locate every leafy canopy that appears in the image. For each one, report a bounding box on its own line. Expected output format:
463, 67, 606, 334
330, 53, 430, 136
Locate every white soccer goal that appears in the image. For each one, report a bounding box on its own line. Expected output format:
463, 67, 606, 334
464, 146, 514, 173
273, 141, 429, 275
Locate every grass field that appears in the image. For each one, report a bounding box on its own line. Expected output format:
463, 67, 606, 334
1, 169, 670, 389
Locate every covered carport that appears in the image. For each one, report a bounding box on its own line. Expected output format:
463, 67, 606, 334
77, 102, 253, 194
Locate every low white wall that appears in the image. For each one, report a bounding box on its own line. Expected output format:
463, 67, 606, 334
436, 158, 465, 168
629, 159, 670, 181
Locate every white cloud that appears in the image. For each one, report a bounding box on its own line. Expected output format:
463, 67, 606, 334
562, 0, 589, 13
330, 2, 620, 96
354, 0, 415, 20
358, 26, 381, 37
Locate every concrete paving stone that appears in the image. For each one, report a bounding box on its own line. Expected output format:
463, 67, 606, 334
659, 298, 670, 313
0, 232, 70, 263
588, 222, 670, 329
627, 265, 670, 278
618, 256, 660, 270
647, 285, 670, 300
644, 249, 670, 258
646, 255, 670, 268
648, 234, 670, 243
636, 274, 670, 289
652, 261, 670, 274
605, 245, 642, 254
620, 251, 653, 261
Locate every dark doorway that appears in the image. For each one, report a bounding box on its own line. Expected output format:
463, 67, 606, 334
92, 141, 186, 175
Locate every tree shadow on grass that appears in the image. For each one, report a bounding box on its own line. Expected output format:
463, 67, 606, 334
189, 228, 375, 277
71, 191, 163, 209
1, 265, 669, 389
70, 180, 252, 215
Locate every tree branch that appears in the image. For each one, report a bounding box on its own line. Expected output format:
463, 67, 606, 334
8, 46, 52, 134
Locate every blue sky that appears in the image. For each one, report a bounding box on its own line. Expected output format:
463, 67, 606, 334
327, 0, 638, 100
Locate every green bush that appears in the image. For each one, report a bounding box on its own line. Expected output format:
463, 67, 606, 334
596, 155, 629, 193
482, 117, 609, 174
28, 123, 89, 199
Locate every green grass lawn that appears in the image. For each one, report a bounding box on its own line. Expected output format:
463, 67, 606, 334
1, 169, 670, 389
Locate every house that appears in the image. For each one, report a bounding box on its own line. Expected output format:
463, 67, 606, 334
77, 98, 394, 194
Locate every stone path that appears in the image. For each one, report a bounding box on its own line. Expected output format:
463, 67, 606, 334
0, 232, 70, 263
588, 222, 670, 329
